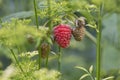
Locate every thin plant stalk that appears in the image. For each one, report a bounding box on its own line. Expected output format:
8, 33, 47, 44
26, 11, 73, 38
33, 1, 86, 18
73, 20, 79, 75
45, 43, 50, 67
85, 30, 97, 44
58, 46, 62, 71
38, 47, 42, 69
45, 0, 52, 68
10, 49, 24, 73
33, 0, 39, 29
47, 0, 52, 30
33, 0, 41, 69
45, 50, 50, 68
45, 53, 48, 67
96, 4, 102, 80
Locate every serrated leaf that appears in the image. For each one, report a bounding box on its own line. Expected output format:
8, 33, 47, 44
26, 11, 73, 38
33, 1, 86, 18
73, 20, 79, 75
79, 74, 89, 80
102, 76, 114, 80
89, 65, 93, 73
75, 66, 88, 72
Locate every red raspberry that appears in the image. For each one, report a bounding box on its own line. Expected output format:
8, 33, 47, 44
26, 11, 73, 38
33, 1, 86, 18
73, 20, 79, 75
53, 24, 72, 48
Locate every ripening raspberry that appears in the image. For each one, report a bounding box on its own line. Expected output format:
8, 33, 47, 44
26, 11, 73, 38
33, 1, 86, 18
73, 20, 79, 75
53, 24, 72, 48
72, 17, 86, 41
41, 42, 50, 58
72, 26, 85, 41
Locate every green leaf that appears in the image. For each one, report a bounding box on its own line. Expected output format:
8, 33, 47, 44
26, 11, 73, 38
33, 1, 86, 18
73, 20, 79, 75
46, 37, 53, 45
86, 24, 97, 29
102, 76, 114, 80
51, 51, 57, 56
89, 65, 93, 73
75, 66, 88, 72
1, 11, 34, 22
79, 74, 89, 80
35, 38, 42, 49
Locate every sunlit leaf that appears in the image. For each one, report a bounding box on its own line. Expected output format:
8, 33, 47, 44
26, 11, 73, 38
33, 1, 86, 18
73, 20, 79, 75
86, 24, 97, 29
51, 51, 57, 56
89, 65, 93, 73
19, 51, 38, 58
102, 76, 114, 80
79, 74, 89, 80
75, 66, 88, 72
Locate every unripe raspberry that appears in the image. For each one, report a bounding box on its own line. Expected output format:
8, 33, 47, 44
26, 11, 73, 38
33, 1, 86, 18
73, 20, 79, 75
72, 26, 85, 41
72, 17, 86, 41
26, 34, 34, 44
53, 24, 72, 48
41, 43, 50, 58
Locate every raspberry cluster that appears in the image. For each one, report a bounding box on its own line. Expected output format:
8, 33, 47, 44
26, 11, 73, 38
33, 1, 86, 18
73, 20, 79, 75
53, 24, 72, 48
53, 17, 86, 48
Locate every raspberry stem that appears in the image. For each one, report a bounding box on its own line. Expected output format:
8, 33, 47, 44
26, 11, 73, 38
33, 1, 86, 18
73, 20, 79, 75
45, 45, 50, 68
58, 46, 62, 71
96, 3, 103, 80
85, 30, 97, 44
45, 0, 52, 68
33, 0, 39, 29
38, 46, 42, 69
47, 0, 52, 31
33, 0, 42, 69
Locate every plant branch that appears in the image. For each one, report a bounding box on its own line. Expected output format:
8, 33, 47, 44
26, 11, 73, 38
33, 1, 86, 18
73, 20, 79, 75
85, 30, 97, 44
33, 0, 39, 29
38, 46, 42, 69
45, 0, 52, 68
58, 46, 62, 71
96, 4, 102, 80
45, 47, 50, 68
33, 0, 41, 69
47, 0, 52, 30
9, 49, 24, 73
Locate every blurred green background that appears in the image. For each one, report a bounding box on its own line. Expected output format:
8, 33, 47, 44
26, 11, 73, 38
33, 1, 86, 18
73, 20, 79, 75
0, 0, 120, 80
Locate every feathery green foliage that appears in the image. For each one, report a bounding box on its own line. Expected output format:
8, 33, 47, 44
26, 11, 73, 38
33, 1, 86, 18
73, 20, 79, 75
0, 19, 49, 48
0, 51, 61, 80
